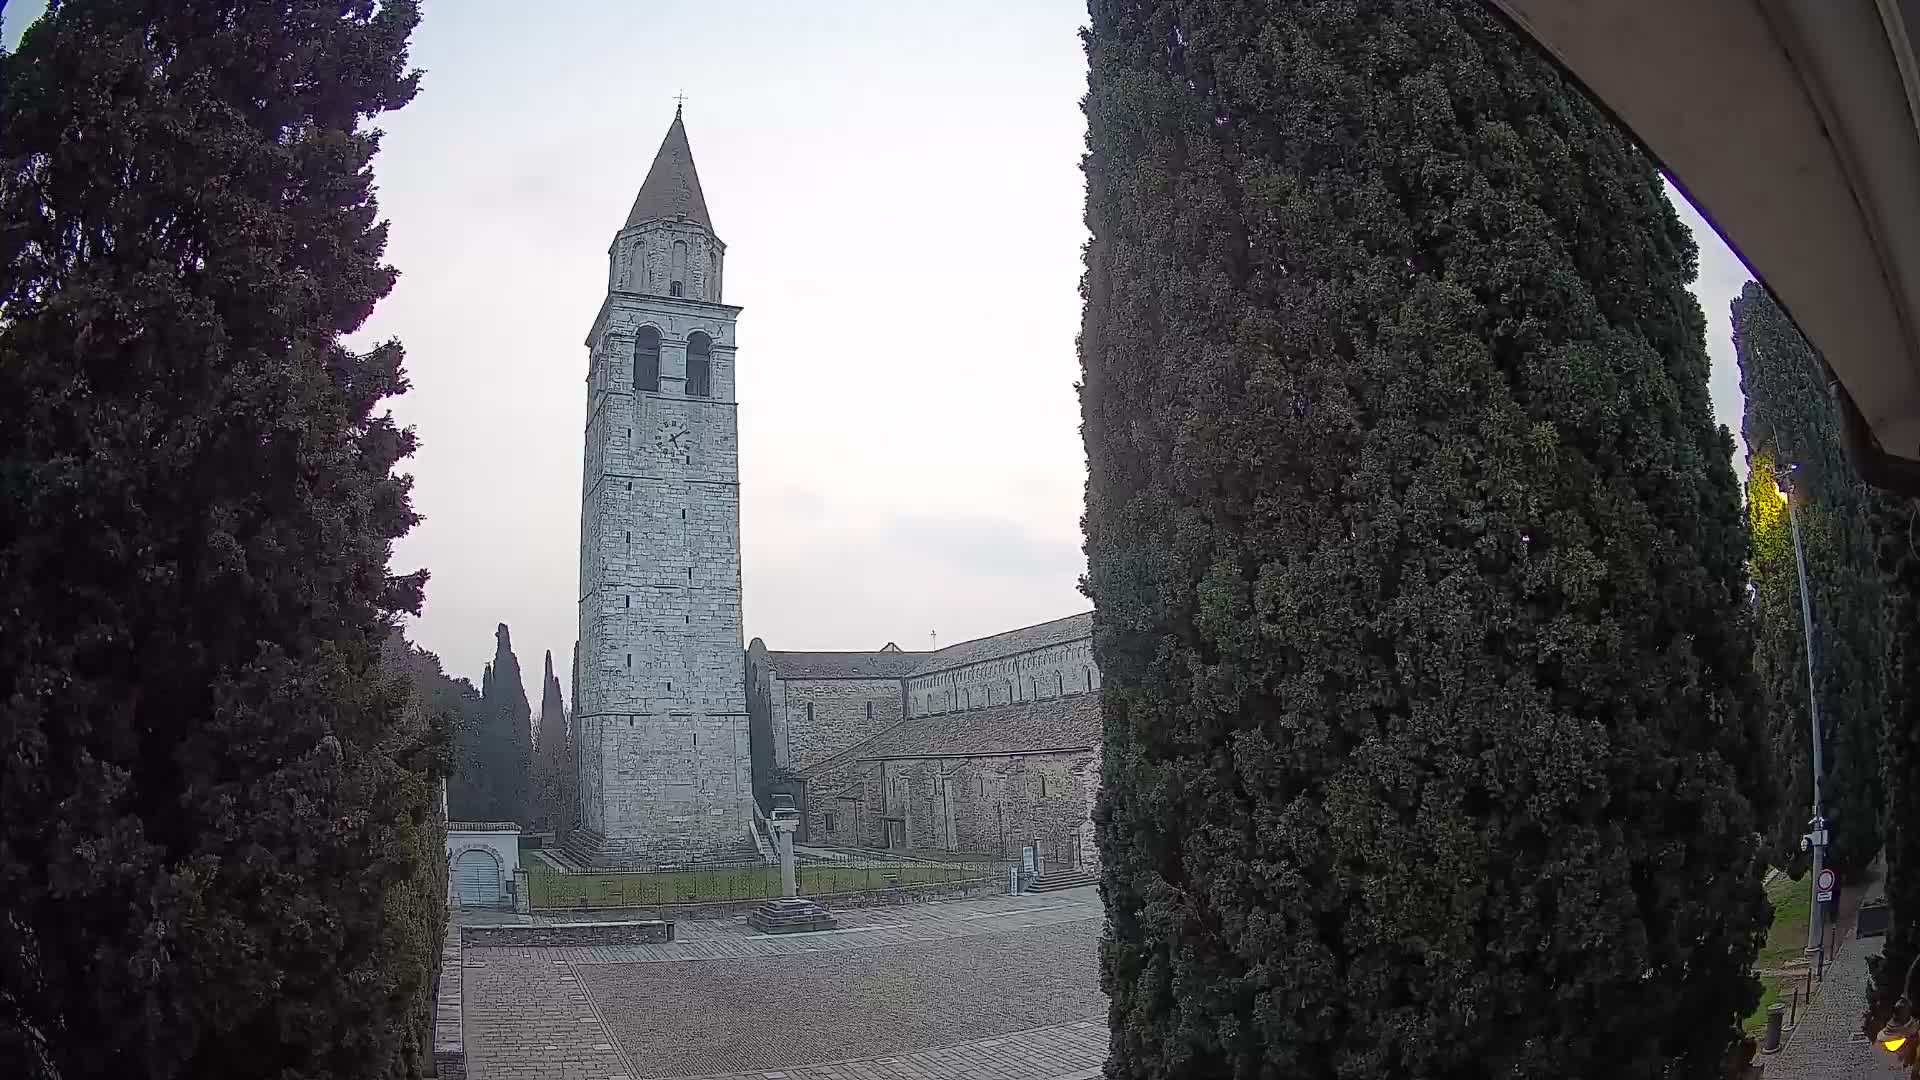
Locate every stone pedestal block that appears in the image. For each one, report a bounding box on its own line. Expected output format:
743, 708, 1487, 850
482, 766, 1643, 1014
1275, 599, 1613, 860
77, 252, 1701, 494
746, 896, 838, 934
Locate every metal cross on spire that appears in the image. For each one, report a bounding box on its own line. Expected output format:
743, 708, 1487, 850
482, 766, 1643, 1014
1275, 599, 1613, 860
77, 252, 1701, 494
673, 90, 687, 117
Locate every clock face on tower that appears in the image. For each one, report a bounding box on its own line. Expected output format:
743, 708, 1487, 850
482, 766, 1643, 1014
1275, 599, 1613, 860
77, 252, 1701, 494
652, 419, 691, 462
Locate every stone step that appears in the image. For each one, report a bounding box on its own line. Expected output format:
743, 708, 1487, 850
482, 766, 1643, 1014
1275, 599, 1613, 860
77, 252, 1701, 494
746, 897, 839, 934
1027, 869, 1099, 893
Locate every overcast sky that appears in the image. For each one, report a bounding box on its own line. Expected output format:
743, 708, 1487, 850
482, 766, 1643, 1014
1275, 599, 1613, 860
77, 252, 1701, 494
5, 1, 1754, 696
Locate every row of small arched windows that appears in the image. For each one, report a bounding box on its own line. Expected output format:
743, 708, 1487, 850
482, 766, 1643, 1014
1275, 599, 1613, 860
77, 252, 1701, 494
634, 326, 712, 398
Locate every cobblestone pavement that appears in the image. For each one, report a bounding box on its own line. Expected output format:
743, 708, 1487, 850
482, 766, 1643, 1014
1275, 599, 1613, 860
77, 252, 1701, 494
585, 921, 1102, 1077
463, 887, 1109, 1080
677, 1018, 1109, 1080
464, 953, 629, 1080
1762, 931, 1903, 1079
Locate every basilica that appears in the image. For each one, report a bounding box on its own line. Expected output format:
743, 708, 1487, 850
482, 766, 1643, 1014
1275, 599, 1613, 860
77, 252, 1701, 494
565, 111, 1102, 870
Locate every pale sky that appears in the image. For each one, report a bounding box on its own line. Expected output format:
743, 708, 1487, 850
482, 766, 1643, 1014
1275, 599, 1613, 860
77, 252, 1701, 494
5, 2, 1753, 698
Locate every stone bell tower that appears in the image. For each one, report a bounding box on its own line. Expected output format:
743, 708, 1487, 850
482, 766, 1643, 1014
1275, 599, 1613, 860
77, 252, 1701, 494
570, 107, 752, 867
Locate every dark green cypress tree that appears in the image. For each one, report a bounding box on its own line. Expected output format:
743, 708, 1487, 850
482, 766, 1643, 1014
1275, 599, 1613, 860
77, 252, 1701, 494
0, 2, 435, 1076
533, 650, 568, 831
479, 623, 532, 825
1868, 494, 1920, 1046
1733, 281, 1888, 880
1079, 2, 1769, 1075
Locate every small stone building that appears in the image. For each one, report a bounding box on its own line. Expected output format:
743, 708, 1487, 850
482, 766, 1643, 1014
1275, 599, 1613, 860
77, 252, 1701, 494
746, 613, 1103, 869
447, 822, 521, 909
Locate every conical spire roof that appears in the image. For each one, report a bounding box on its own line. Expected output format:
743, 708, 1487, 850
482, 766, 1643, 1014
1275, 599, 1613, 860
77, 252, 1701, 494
624, 107, 713, 232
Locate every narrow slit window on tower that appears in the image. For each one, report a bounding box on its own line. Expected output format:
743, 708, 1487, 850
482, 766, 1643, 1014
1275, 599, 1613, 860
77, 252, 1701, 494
670, 240, 688, 297
686, 331, 712, 397
806, 702, 814, 725
625, 654, 632, 668
866, 701, 874, 721
624, 595, 629, 608
634, 325, 661, 392
1057, 672, 1065, 696
1040, 775, 1049, 798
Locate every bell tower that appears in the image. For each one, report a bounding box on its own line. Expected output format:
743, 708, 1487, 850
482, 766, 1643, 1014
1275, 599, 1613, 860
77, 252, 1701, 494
571, 107, 752, 866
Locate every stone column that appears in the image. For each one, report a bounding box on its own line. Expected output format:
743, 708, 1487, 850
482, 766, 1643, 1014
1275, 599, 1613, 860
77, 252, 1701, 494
774, 819, 798, 898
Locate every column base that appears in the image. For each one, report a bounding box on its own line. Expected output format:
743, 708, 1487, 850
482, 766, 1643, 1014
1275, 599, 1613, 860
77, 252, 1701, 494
746, 896, 838, 934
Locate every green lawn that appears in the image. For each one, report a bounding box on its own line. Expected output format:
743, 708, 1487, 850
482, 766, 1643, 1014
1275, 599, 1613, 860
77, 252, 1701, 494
1743, 873, 1815, 1033
1756, 873, 1814, 970
528, 861, 987, 909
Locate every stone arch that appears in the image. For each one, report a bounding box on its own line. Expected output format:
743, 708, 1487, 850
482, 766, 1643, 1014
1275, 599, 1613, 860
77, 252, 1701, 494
634, 324, 663, 392
449, 844, 505, 908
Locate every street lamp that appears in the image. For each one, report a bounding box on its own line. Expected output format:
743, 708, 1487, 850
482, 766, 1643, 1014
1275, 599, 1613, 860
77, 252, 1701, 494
1879, 954, 1920, 1068
1773, 464, 1831, 973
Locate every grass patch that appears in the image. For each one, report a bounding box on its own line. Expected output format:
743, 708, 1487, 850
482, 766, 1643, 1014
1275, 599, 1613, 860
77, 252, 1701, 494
1757, 872, 1814, 971
1741, 872, 1817, 1034
1743, 975, 1793, 1034
528, 861, 987, 908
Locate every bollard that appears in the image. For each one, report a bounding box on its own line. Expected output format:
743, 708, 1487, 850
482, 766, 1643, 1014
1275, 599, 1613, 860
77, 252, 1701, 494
1762, 1002, 1787, 1054
1790, 986, 1799, 1028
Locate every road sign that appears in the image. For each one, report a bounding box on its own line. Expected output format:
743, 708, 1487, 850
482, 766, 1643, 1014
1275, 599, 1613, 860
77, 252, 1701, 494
1816, 867, 1837, 902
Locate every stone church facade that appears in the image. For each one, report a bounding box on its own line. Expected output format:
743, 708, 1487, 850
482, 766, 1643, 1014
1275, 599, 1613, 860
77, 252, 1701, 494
746, 613, 1103, 871
571, 113, 1101, 870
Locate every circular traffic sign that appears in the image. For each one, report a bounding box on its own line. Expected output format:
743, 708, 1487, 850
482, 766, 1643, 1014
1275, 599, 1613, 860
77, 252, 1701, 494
1817, 868, 1837, 892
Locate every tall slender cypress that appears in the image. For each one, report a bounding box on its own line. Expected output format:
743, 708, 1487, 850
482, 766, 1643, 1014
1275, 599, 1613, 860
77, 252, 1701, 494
479, 623, 532, 825
1079, 2, 1769, 1074
534, 650, 569, 831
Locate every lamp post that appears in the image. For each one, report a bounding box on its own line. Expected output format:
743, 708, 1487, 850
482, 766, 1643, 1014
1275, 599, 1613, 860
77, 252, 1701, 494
1776, 465, 1830, 969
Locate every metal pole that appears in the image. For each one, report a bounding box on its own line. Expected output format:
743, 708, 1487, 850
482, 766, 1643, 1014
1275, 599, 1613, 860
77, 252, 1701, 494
1783, 482, 1829, 959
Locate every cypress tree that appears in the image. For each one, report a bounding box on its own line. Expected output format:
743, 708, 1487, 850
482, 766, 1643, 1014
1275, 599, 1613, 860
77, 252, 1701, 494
1733, 281, 1888, 880
533, 650, 568, 831
478, 623, 532, 824
0, 2, 436, 1076
1079, 2, 1769, 1075
1869, 494, 1920, 1041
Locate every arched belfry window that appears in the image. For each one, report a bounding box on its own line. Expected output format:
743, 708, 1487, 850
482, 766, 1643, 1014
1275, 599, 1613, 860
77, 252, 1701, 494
635, 326, 660, 392
686, 331, 712, 398
670, 240, 688, 297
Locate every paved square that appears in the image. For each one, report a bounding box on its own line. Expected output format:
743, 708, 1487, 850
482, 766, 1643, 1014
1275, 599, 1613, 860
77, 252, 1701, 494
585, 922, 1101, 1077
462, 888, 1109, 1080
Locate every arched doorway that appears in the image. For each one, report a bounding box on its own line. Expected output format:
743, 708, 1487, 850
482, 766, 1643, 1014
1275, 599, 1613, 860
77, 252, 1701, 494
453, 848, 503, 908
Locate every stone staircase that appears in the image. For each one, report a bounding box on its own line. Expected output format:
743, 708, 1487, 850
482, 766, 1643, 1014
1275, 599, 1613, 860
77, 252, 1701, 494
1026, 867, 1099, 893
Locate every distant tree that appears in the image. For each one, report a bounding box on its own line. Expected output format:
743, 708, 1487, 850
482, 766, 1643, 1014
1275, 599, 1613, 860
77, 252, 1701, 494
0, 2, 438, 1077
1079, 1, 1770, 1076
1734, 281, 1889, 879
388, 631, 486, 820
533, 650, 569, 831
477, 623, 532, 824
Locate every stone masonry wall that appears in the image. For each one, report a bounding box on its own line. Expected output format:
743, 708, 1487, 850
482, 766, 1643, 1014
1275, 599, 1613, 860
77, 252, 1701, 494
460, 920, 676, 948
769, 675, 907, 774
825, 751, 1096, 866
612, 219, 723, 304
906, 639, 1100, 718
